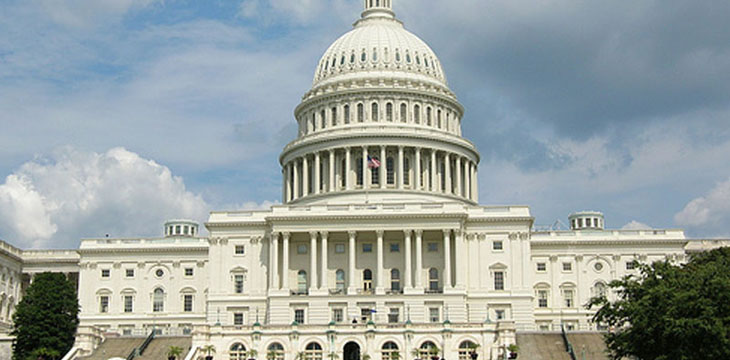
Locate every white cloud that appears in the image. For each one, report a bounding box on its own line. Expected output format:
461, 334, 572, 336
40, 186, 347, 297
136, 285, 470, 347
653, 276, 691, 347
675, 178, 730, 235
621, 221, 652, 231
0, 147, 208, 249
34, 0, 163, 28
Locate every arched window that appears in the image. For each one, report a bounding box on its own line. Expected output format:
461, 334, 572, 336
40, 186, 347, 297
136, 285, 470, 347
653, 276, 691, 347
230, 343, 247, 360
305, 342, 323, 360
312, 113, 316, 132
357, 159, 364, 186
386, 157, 395, 185
391, 269, 401, 292
414, 105, 421, 124
437, 109, 442, 128
372, 48, 378, 62
400, 103, 407, 122
344, 105, 351, 124
363, 269, 373, 293
152, 288, 164, 312
440, 161, 446, 191
396, 50, 401, 62
372, 103, 379, 122
594, 282, 608, 298
386, 103, 393, 122
371, 157, 380, 185
426, 107, 432, 126
458, 341, 477, 360
382, 342, 399, 360
268, 343, 285, 360
428, 268, 439, 292
419, 342, 438, 360
336, 270, 346, 293
404, 158, 411, 186
358, 103, 364, 123
297, 270, 308, 294
321, 110, 326, 129
332, 107, 338, 126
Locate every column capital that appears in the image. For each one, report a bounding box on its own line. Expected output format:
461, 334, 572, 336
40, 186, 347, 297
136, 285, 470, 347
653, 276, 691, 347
309, 231, 318, 239
282, 232, 291, 240
320, 231, 329, 239
362, 145, 368, 150
442, 229, 452, 236
376, 230, 384, 238
414, 229, 423, 237
398, 145, 405, 150
348, 230, 357, 238
403, 229, 413, 237
453, 228, 464, 236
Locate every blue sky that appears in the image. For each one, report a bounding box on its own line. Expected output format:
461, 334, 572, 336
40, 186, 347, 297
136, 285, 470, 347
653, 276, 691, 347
1, 0, 729, 249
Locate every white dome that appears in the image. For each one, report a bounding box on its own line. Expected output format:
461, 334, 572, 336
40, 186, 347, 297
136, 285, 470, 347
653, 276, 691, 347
312, 12, 448, 89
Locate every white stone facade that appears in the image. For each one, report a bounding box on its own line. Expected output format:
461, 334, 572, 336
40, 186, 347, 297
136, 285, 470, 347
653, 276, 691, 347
0, 1, 725, 360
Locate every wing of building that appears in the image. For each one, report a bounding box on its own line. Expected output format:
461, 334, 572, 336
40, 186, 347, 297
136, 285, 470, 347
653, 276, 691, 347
0, 2, 727, 360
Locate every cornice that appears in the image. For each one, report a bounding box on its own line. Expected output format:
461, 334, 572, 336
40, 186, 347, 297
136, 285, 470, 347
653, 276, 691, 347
296, 87, 463, 116
530, 238, 688, 247
78, 246, 209, 254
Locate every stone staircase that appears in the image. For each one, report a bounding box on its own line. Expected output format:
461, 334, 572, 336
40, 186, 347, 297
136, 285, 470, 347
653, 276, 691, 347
78, 337, 146, 360
136, 336, 192, 360
516, 333, 572, 360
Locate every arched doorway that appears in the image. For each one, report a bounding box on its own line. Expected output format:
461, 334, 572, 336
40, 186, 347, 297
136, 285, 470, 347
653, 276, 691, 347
344, 342, 361, 360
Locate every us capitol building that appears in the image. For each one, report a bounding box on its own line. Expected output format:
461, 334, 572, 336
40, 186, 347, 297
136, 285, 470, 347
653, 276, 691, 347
0, 1, 726, 360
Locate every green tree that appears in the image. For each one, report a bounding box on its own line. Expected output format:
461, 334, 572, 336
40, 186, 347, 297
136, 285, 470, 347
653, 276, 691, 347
588, 247, 730, 360
12, 272, 79, 360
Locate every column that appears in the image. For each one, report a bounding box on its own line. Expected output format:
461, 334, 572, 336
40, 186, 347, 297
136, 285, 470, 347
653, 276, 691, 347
321, 231, 329, 290
380, 146, 386, 189
302, 156, 309, 197
454, 230, 466, 289
415, 148, 421, 190
445, 153, 452, 194
397, 146, 404, 189
404, 230, 412, 289
345, 147, 352, 190
293, 161, 300, 199
443, 230, 452, 289
430, 150, 437, 192
314, 152, 321, 195
348, 231, 357, 293
270, 232, 279, 289
310, 231, 318, 291
329, 150, 336, 192
362, 146, 369, 189
465, 161, 471, 200
376, 230, 384, 294
415, 230, 423, 289
282, 232, 290, 291
455, 156, 462, 197
473, 167, 479, 202
285, 163, 292, 202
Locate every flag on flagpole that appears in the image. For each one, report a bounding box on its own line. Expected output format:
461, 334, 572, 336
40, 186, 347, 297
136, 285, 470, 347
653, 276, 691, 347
367, 155, 381, 169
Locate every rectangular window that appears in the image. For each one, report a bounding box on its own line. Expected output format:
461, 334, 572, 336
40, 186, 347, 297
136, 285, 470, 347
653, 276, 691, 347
360, 308, 372, 323
234, 275, 244, 294
388, 308, 400, 324
99, 296, 109, 313
562, 262, 572, 271
183, 294, 193, 312
494, 271, 504, 290
427, 242, 438, 252
335, 244, 345, 254
125, 269, 134, 278
495, 310, 505, 320
538, 290, 549, 308
626, 261, 636, 270
362, 243, 373, 253
124, 295, 133, 313
294, 309, 305, 324
101, 269, 110, 278
297, 244, 308, 254
563, 290, 574, 308
332, 308, 343, 323
429, 307, 440, 323
185, 268, 194, 277
536, 263, 547, 272
390, 243, 400, 252
234, 313, 244, 325
493, 241, 503, 250
235, 245, 245, 255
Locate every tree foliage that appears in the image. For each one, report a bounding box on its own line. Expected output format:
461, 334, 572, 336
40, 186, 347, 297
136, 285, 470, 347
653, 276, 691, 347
588, 247, 730, 360
12, 272, 79, 360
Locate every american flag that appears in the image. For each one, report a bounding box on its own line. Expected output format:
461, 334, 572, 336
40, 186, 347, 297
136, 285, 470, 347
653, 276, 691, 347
367, 155, 381, 169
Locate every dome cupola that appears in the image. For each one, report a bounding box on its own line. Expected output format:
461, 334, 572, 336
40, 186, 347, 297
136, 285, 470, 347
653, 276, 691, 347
279, 0, 480, 206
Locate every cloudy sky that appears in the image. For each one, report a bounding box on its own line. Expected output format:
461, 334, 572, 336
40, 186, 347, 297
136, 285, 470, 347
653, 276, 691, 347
1, 0, 729, 249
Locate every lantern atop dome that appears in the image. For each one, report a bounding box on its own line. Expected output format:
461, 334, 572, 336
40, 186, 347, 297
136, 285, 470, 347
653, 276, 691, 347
362, 0, 395, 20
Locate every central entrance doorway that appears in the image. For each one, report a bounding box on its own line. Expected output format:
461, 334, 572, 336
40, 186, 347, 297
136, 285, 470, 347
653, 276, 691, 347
344, 342, 361, 360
